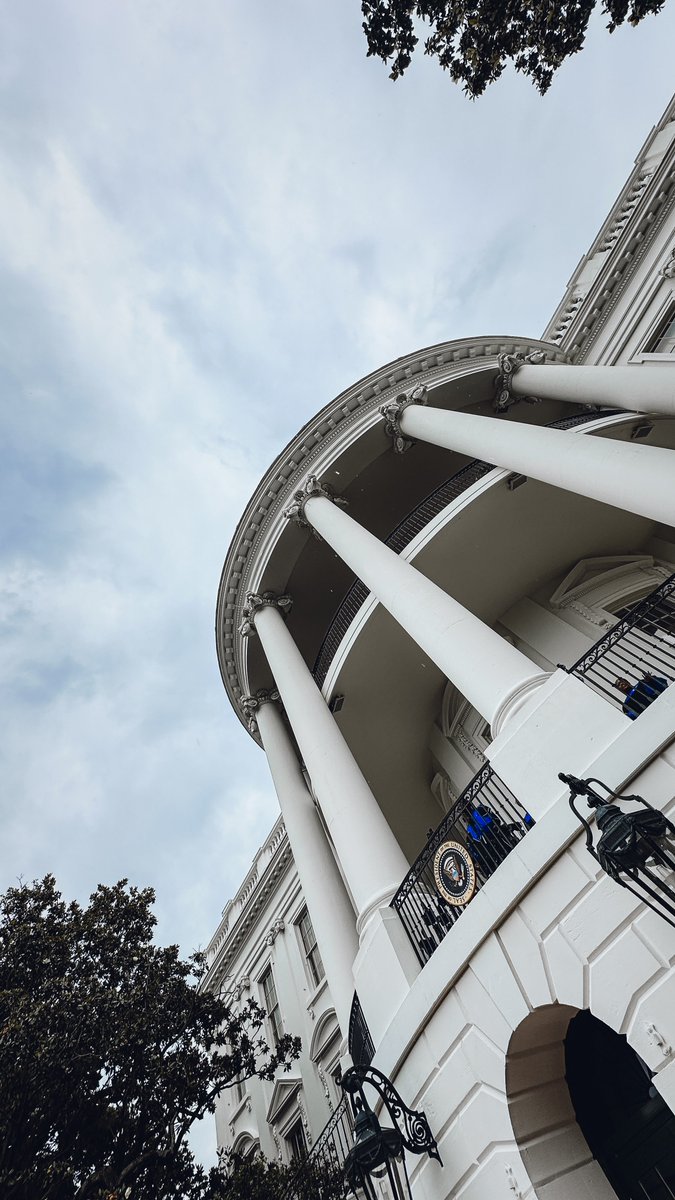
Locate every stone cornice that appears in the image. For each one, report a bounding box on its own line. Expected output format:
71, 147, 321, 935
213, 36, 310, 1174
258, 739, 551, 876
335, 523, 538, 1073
215, 337, 568, 739
203, 817, 292, 992
543, 96, 675, 360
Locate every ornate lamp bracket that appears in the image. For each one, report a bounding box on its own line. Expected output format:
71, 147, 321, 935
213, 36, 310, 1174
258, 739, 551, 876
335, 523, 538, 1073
240, 687, 281, 733
239, 592, 292, 639
494, 351, 546, 413
560, 772, 675, 928
341, 1064, 442, 1165
380, 385, 428, 453
283, 474, 348, 539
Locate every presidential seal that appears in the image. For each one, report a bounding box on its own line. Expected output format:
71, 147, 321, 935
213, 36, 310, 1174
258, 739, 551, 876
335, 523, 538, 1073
433, 840, 477, 907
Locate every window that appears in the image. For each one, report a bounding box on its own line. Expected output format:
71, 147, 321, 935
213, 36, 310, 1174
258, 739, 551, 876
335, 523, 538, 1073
260, 967, 283, 1045
285, 1118, 307, 1162
298, 908, 324, 988
231, 1073, 245, 1105
646, 305, 675, 354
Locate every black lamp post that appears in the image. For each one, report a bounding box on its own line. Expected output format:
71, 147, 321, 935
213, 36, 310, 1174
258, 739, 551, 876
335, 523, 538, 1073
559, 773, 675, 928
341, 1064, 442, 1200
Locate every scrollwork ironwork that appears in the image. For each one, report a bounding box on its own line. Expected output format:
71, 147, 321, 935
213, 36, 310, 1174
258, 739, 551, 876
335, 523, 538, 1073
341, 1064, 442, 1165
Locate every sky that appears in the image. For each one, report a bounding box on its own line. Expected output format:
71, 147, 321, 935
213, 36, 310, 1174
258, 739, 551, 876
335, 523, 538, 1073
1, 0, 675, 1166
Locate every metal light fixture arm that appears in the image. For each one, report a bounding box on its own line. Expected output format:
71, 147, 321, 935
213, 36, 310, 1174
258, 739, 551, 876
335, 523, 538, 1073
559, 772, 675, 928
341, 1064, 443, 1165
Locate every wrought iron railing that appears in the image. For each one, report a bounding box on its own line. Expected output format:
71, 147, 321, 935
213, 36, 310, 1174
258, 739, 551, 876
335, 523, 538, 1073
312, 409, 621, 689
282, 1093, 352, 1200
348, 992, 375, 1068
391, 763, 533, 966
566, 573, 675, 717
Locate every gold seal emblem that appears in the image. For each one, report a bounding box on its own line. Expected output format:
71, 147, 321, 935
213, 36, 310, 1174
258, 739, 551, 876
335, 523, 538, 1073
433, 840, 477, 907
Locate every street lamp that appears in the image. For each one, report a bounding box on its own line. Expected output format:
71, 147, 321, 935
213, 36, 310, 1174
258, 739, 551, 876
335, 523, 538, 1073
559, 773, 675, 928
341, 1064, 442, 1200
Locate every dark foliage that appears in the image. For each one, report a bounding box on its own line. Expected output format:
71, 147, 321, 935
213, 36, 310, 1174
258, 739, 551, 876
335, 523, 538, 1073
208, 1149, 348, 1200
361, 0, 666, 94
0, 875, 300, 1200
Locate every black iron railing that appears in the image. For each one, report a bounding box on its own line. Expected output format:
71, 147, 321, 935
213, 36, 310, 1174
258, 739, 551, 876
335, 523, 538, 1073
566, 573, 675, 717
391, 763, 533, 966
312, 409, 621, 689
348, 992, 375, 1068
282, 1094, 351, 1200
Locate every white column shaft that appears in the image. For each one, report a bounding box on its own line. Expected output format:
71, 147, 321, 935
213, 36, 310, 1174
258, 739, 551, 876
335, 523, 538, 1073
256, 701, 358, 1034
512, 362, 675, 417
253, 604, 409, 933
304, 495, 543, 730
401, 404, 675, 528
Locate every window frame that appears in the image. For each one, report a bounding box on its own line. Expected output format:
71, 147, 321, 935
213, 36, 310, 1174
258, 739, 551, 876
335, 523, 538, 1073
260, 965, 284, 1046
297, 907, 324, 990
285, 1116, 308, 1163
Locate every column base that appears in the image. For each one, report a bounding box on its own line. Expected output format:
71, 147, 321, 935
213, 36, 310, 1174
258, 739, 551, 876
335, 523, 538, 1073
491, 672, 550, 739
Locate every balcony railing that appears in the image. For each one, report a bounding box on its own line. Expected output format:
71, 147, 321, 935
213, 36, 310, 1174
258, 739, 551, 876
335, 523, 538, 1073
566, 572, 675, 717
282, 1094, 351, 1200
312, 409, 621, 689
391, 763, 533, 966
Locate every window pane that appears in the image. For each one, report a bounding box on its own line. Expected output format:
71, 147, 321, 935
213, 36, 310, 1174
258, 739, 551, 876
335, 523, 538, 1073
261, 968, 283, 1044
298, 909, 324, 987
648, 308, 675, 354
286, 1119, 307, 1162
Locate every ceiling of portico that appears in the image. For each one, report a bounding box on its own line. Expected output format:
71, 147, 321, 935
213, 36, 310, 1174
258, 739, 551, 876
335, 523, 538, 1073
244, 390, 581, 699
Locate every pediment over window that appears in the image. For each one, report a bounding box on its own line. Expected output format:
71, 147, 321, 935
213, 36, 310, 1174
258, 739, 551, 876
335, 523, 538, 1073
266, 1076, 302, 1126
549, 556, 656, 609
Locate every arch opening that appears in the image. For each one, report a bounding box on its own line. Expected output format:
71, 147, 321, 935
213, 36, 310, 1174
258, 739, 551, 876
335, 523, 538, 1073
506, 1005, 675, 1200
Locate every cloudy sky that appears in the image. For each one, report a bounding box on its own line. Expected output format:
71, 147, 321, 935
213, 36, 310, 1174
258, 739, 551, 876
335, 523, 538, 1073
1, 0, 674, 1162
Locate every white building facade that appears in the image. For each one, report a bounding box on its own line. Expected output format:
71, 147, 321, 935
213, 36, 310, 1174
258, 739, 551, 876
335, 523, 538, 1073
204, 95, 675, 1199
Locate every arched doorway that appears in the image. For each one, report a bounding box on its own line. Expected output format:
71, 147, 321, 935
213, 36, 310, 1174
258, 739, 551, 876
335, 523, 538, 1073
506, 1005, 675, 1200
565, 1010, 675, 1199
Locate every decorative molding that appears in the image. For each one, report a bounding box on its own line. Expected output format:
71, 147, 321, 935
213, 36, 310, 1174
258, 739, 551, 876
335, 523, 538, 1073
265, 917, 285, 947
204, 817, 293, 987
659, 244, 675, 279
271, 1129, 283, 1162
214, 337, 568, 731
317, 1063, 334, 1111
233, 974, 250, 1000
239, 592, 292, 639
283, 474, 347, 534
453, 724, 486, 764
493, 351, 546, 412
240, 688, 281, 734
296, 1092, 312, 1147
380, 384, 428, 452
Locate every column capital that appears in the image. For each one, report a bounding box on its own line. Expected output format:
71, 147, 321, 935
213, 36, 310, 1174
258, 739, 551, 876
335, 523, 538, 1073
240, 687, 282, 733
283, 474, 347, 533
494, 351, 546, 413
239, 592, 292, 639
380, 384, 428, 453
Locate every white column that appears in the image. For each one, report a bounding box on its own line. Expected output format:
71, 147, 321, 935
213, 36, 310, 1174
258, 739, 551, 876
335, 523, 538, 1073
243, 597, 410, 937
253, 697, 358, 1034
399, 402, 675, 528
285, 480, 544, 733
510, 360, 675, 417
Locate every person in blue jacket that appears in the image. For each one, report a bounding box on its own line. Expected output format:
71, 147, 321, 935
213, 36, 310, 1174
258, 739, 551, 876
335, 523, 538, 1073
615, 674, 669, 719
